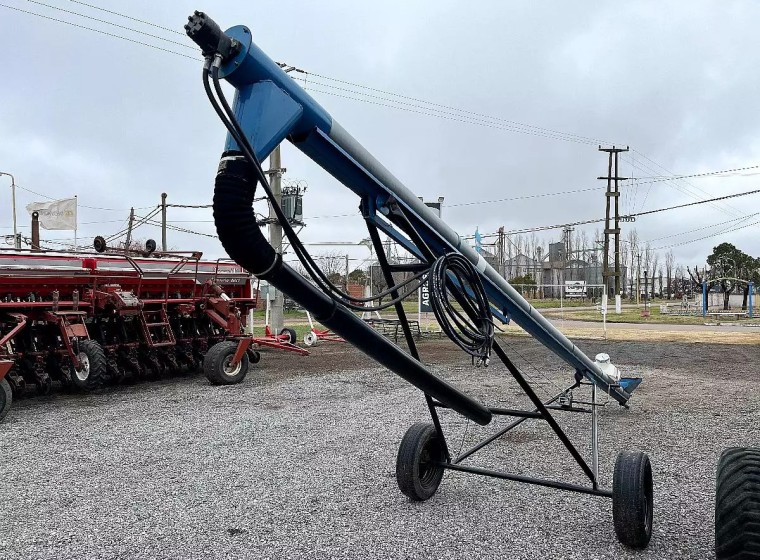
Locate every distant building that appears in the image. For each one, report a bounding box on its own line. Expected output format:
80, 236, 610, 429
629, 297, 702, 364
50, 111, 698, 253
502, 253, 627, 298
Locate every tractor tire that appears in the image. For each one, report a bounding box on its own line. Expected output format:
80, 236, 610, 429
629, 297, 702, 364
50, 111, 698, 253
613, 450, 654, 549
280, 327, 297, 345
715, 447, 760, 560
0, 377, 12, 423
70, 340, 107, 392
396, 422, 446, 501
204, 341, 249, 385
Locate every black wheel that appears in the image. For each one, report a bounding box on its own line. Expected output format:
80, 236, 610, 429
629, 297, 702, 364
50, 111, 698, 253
396, 422, 446, 501
204, 341, 249, 385
715, 447, 760, 559
70, 340, 107, 392
247, 350, 261, 364
0, 377, 12, 423
280, 328, 297, 344
613, 450, 654, 549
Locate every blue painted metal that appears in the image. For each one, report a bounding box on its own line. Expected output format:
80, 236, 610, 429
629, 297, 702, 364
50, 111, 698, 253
618, 377, 642, 394
223, 81, 303, 156
702, 281, 708, 317
219, 25, 332, 157
214, 23, 634, 405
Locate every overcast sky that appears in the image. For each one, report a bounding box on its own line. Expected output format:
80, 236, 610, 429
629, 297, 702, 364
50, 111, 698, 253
2, 0, 760, 273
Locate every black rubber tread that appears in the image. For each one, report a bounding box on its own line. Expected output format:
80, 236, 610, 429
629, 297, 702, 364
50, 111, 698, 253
612, 450, 654, 549
0, 377, 12, 423
396, 422, 445, 501
204, 341, 249, 385
70, 340, 107, 392
715, 447, 760, 560
280, 327, 297, 345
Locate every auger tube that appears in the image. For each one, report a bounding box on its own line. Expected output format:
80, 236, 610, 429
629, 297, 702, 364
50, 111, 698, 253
186, 12, 632, 406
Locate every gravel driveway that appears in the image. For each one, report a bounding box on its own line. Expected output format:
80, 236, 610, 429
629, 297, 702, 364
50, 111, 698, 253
1, 336, 756, 559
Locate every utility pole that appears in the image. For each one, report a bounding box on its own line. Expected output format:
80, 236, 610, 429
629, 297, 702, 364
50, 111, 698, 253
161, 192, 168, 252
562, 226, 574, 285
345, 253, 350, 292
636, 252, 642, 305
267, 144, 285, 334
598, 145, 629, 311
0, 172, 19, 249
124, 207, 135, 251
497, 226, 505, 278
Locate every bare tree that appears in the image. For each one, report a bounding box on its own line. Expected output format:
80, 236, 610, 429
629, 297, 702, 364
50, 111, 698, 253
620, 238, 629, 297
626, 229, 639, 298
314, 250, 347, 285
650, 250, 660, 298
674, 264, 685, 297
665, 250, 675, 300
687, 264, 707, 297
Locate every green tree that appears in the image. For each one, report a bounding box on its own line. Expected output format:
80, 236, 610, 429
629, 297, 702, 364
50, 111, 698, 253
511, 274, 537, 296
348, 268, 367, 284
706, 243, 757, 310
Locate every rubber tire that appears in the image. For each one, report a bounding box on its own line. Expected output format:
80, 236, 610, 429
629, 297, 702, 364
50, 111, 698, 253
280, 328, 297, 344
715, 447, 760, 560
204, 341, 249, 385
613, 450, 654, 549
70, 340, 107, 392
0, 377, 12, 423
396, 422, 445, 501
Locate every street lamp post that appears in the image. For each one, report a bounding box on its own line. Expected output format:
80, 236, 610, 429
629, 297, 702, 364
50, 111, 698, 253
0, 171, 18, 249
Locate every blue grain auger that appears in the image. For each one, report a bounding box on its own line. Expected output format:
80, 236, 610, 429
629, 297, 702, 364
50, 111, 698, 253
185, 11, 652, 549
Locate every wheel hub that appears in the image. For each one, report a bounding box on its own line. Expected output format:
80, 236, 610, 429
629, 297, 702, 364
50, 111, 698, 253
223, 356, 242, 376
74, 353, 90, 381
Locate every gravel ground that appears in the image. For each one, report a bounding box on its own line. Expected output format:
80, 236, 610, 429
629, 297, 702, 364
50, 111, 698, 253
1, 335, 759, 559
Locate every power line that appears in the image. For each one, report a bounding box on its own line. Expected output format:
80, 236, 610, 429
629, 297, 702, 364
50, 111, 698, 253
643, 214, 759, 244
635, 189, 760, 218
106, 207, 161, 242
298, 71, 614, 145
447, 186, 601, 208
141, 217, 218, 239
474, 187, 760, 238
651, 217, 760, 251
165, 203, 213, 209
0, 3, 201, 60
296, 80, 599, 145
629, 149, 750, 219
628, 164, 760, 183
14, 184, 156, 211
1, 3, 625, 149
25, 0, 196, 49
10, 1, 758, 252
67, 0, 187, 36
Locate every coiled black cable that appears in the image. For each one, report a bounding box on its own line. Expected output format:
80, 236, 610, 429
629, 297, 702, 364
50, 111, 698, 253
429, 253, 494, 365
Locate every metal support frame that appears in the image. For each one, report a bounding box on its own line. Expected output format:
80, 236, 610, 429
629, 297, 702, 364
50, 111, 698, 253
365, 214, 452, 461
181, 12, 649, 523
363, 200, 607, 498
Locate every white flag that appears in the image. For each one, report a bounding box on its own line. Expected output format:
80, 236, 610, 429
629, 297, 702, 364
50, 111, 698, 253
26, 198, 78, 230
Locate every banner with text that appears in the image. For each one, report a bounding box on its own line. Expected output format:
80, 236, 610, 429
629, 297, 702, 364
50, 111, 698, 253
419, 277, 432, 312
26, 198, 77, 230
